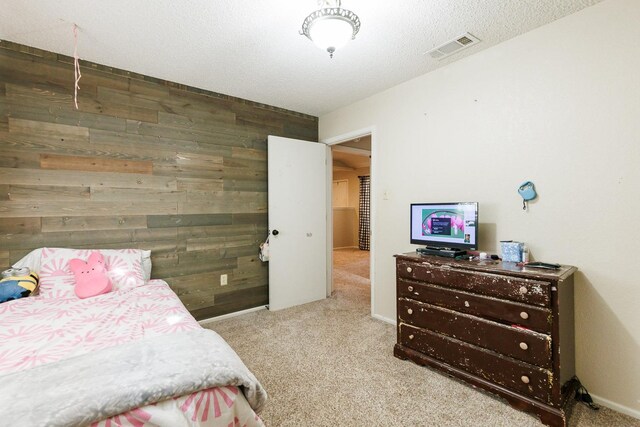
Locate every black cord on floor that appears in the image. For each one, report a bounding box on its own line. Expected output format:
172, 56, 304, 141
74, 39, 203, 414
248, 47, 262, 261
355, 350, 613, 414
575, 384, 600, 410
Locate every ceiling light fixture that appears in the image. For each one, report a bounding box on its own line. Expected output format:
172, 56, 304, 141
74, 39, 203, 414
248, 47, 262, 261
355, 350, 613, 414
300, 0, 361, 58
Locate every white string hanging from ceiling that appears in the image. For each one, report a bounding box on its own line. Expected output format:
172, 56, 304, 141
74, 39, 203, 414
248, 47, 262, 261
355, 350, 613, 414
72, 24, 82, 109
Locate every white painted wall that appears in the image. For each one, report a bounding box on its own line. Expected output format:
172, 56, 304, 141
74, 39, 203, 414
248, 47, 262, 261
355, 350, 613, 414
319, 0, 640, 416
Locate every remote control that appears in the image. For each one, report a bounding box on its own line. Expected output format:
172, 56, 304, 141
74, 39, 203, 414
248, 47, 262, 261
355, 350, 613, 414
526, 262, 561, 270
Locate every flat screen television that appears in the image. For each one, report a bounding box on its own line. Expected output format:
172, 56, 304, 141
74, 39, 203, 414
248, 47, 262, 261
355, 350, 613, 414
410, 202, 479, 250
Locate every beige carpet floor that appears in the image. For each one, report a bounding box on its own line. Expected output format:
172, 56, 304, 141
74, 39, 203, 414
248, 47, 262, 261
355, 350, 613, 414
206, 248, 638, 426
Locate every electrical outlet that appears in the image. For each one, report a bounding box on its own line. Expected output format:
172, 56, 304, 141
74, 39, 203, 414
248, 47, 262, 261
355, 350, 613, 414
220, 274, 228, 286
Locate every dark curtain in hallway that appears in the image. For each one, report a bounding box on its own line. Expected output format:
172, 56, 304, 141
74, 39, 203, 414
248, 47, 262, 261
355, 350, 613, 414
358, 176, 370, 251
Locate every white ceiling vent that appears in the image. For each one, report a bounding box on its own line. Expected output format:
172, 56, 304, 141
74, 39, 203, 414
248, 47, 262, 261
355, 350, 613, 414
426, 33, 480, 60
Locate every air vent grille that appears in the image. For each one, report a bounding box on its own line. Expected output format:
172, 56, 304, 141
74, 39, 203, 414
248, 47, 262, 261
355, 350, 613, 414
457, 35, 474, 45
426, 33, 480, 60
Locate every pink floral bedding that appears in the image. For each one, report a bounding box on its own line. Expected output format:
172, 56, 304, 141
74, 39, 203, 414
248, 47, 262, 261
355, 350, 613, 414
0, 280, 264, 427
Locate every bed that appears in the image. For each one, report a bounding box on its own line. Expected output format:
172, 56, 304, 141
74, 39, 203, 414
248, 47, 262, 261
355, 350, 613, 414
0, 247, 267, 426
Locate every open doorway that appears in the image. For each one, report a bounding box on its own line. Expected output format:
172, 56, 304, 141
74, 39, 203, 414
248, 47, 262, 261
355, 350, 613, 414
330, 135, 372, 304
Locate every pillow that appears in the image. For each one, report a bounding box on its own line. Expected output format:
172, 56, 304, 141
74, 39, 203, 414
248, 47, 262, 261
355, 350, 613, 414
12, 248, 42, 273
99, 249, 146, 291
33, 249, 76, 299
69, 251, 112, 299
35, 248, 146, 298
14, 248, 152, 280
141, 250, 152, 281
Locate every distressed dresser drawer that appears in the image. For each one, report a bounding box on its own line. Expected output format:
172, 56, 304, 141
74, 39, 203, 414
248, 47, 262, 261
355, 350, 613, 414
398, 298, 552, 367
399, 323, 553, 403
397, 279, 552, 333
397, 261, 551, 307
395, 253, 578, 426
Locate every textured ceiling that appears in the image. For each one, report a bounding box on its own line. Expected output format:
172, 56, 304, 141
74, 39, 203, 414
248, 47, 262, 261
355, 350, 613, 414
0, 1, 602, 116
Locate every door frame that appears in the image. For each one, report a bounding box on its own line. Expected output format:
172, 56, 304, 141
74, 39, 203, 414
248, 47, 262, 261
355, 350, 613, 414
322, 126, 377, 318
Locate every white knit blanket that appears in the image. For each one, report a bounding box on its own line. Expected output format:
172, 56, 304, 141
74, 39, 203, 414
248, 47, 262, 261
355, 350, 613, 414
0, 329, 267, 427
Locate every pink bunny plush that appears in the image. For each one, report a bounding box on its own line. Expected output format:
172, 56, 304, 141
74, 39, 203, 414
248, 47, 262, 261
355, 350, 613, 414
69, 251, 113, 299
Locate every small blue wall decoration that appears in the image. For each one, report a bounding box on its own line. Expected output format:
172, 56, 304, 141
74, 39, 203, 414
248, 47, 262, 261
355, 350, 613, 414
518, 181, 537, 210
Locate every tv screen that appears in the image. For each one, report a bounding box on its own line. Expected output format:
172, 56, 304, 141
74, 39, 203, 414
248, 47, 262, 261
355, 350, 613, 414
410, 202, 479, 250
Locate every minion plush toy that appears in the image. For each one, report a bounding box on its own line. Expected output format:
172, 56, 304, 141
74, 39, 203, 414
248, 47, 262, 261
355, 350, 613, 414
0, 267, 39, 303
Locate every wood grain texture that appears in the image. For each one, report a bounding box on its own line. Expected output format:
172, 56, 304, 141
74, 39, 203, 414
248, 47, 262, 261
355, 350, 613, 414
41, 154, 153, 174
0, 150, 40, 169
78, 96, 159, 123
0, 41, 317, 318
7, 185, 90, 201
5, 83, 74, 109
0, 201, 178, 217
147, 214, 233, 228
9, 117, 89, 140
41, 215, 147, 232
0, 167, 178, 190
0, 227, 177, 250
90, 187, 186, 203
0, 217, 41, 234
0, 250, 9, 267
190, 285, 268, 319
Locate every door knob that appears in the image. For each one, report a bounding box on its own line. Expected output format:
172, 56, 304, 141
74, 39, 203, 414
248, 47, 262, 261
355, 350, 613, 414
272, 230, 279, 236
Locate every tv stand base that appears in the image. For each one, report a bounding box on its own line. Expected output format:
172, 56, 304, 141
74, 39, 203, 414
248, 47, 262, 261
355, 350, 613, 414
416, 247, 466, 258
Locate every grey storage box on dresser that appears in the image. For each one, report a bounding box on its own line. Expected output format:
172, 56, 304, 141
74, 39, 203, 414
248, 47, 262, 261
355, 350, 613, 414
394, 253, 578, 427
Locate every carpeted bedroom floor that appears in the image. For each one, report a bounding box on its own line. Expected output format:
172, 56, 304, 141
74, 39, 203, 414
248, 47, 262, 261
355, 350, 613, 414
206, 248, 638, 427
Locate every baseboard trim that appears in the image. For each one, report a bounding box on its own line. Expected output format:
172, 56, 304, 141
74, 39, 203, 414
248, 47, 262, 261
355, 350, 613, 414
590, 393, 640, 420
198, 305, 267, 325
372, 313, 396, 326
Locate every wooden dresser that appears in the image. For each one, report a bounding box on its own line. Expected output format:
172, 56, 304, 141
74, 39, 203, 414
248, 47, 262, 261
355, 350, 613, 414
394, 253, 578, 426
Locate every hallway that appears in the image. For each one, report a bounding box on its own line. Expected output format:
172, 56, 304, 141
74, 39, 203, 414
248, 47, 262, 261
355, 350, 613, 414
332, 248, 369, 290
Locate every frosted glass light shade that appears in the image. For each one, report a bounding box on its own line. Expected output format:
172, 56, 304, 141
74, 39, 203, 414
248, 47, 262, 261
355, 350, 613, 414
309, 17, 353, 54
300, 3, 361, 58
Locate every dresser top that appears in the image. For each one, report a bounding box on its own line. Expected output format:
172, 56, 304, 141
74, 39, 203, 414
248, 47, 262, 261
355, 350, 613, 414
395, 252, 577, 281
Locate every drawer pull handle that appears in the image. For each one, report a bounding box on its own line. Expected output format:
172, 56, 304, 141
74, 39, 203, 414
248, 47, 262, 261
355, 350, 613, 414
406, 267, 413, 273
407, 308, 413, 315
464, 301, 470, 307
408, 334, 414, 340
519, 286, 528, 295
408, 286, 414, 292
520, 311, 529, 320
521, 375, 530, 384
519, 342, 529, 350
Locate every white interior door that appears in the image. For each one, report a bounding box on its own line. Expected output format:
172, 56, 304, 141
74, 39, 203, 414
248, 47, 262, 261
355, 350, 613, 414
268, 136, 327, 311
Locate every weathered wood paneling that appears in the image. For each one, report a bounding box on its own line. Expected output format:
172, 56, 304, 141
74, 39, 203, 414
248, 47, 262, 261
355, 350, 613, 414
0, 40, 318, 319
41, 215, 147, 232
0, 167, 178, 190
0, 150, 40, 168
191, 285, 269, 319
7, 185, 90, 201
0, 250, 9, 267
147, 214, 232, 228
9, 117, 89, 140
0, 200, 178, 217
41, 153, 154, 174
0, 217, 41, 234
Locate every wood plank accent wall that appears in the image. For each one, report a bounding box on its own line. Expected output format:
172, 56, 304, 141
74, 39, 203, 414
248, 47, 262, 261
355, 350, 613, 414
0, 40, 318, 319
